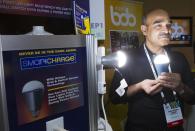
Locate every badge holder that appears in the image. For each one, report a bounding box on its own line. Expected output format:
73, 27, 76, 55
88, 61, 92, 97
162, 94, 183, 128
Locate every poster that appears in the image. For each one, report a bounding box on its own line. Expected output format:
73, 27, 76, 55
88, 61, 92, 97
73, 0, 90, 34
170, 17, 192, 45
0, 0, 89, 18
3, 47, 85, 125
104, 0, 143, 52
0, 0, 72, 18
110, 30, 140, 52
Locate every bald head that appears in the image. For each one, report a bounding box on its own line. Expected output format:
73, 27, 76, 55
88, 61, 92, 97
141, 9, 171, 52
144, 9, 170, 25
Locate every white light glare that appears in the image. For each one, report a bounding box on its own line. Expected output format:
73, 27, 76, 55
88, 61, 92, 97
153, 54, 170, 64
116, 51, 127, 67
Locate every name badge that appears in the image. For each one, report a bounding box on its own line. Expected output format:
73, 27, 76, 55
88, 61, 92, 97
163, 100, 183, 128
115, 79, 128, 96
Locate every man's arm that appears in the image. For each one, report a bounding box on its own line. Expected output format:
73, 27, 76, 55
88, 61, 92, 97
177, 82, 195, 102
126, 79, 162, 97
158, 72, 195, 104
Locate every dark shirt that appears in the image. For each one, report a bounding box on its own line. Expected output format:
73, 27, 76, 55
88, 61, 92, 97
109, 44, 195, 129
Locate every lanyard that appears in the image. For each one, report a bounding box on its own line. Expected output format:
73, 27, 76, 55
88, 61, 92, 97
143, 44, 177, 100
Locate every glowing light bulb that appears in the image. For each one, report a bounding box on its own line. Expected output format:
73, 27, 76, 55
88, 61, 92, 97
153, 54, 170, 76
154, 54, 170, 64
116, 51, 127, 68
100, 50, 127, 68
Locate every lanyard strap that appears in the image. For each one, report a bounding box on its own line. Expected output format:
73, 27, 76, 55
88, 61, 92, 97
143, 44, 177, 99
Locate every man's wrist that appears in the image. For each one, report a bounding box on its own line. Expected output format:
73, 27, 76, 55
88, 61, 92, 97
178, 88, 185, 95
177, 83, 185, 95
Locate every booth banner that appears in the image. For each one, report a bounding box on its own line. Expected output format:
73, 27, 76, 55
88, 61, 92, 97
90, 0, 105, 40
3, 47, 86, 125
0, 0, 89, 18
104, 0, 143, 52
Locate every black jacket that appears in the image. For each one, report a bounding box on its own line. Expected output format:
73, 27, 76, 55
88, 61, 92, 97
109, 44, 195, 128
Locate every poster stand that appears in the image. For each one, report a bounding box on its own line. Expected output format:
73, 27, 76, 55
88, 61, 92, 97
0, 35, 98, 131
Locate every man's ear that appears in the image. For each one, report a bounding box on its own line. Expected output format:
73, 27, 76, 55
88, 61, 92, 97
141, 25, 147, 36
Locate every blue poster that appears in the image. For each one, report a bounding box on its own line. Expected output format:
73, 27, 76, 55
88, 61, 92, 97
3, 47, 90, 131
73, 0, 90, 34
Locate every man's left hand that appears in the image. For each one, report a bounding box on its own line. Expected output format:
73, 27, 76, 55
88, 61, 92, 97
157, 72, 184, 92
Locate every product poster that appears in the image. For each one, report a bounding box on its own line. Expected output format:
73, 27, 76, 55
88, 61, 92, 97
104, 0, 143, 52
73, 1, 90, 35
0, 0, 89, 18
0, 0, 72, 18
3, 47, 85, 125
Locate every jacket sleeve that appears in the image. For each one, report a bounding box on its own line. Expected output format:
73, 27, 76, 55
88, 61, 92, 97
180, 53, 195, 105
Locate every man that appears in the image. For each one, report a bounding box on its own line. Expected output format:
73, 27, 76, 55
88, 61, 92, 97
109, 9, 195, 131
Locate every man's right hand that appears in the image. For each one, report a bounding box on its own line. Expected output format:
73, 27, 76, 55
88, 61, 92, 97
127, 79, 162, 97
140, 79, 162, 95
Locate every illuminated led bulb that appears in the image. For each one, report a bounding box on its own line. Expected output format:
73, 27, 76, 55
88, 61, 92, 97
116, 51, 127, 68
154, 54, 170, 64
153, 54, 170, 76
101, 50, 127, 68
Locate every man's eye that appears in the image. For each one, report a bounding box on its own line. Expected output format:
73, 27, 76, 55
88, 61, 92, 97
153, 24, 162, 28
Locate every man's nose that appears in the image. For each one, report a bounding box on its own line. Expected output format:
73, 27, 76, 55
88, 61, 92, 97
162, 25, 171, 33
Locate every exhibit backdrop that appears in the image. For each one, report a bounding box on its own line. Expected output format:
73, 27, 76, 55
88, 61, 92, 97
104, 0, 143, 53
104, 1, 143, 131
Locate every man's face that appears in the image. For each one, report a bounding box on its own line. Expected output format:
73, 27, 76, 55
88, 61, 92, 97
141, 12, 172, 47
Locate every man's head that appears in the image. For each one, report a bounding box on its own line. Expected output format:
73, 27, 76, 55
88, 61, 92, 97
141, 9, 172, 49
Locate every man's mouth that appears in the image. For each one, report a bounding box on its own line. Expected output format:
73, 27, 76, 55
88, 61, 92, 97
159, 34, 170, 39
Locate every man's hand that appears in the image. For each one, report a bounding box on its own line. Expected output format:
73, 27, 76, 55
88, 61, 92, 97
157, 72, 184, 92
140, 79, 162, 95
